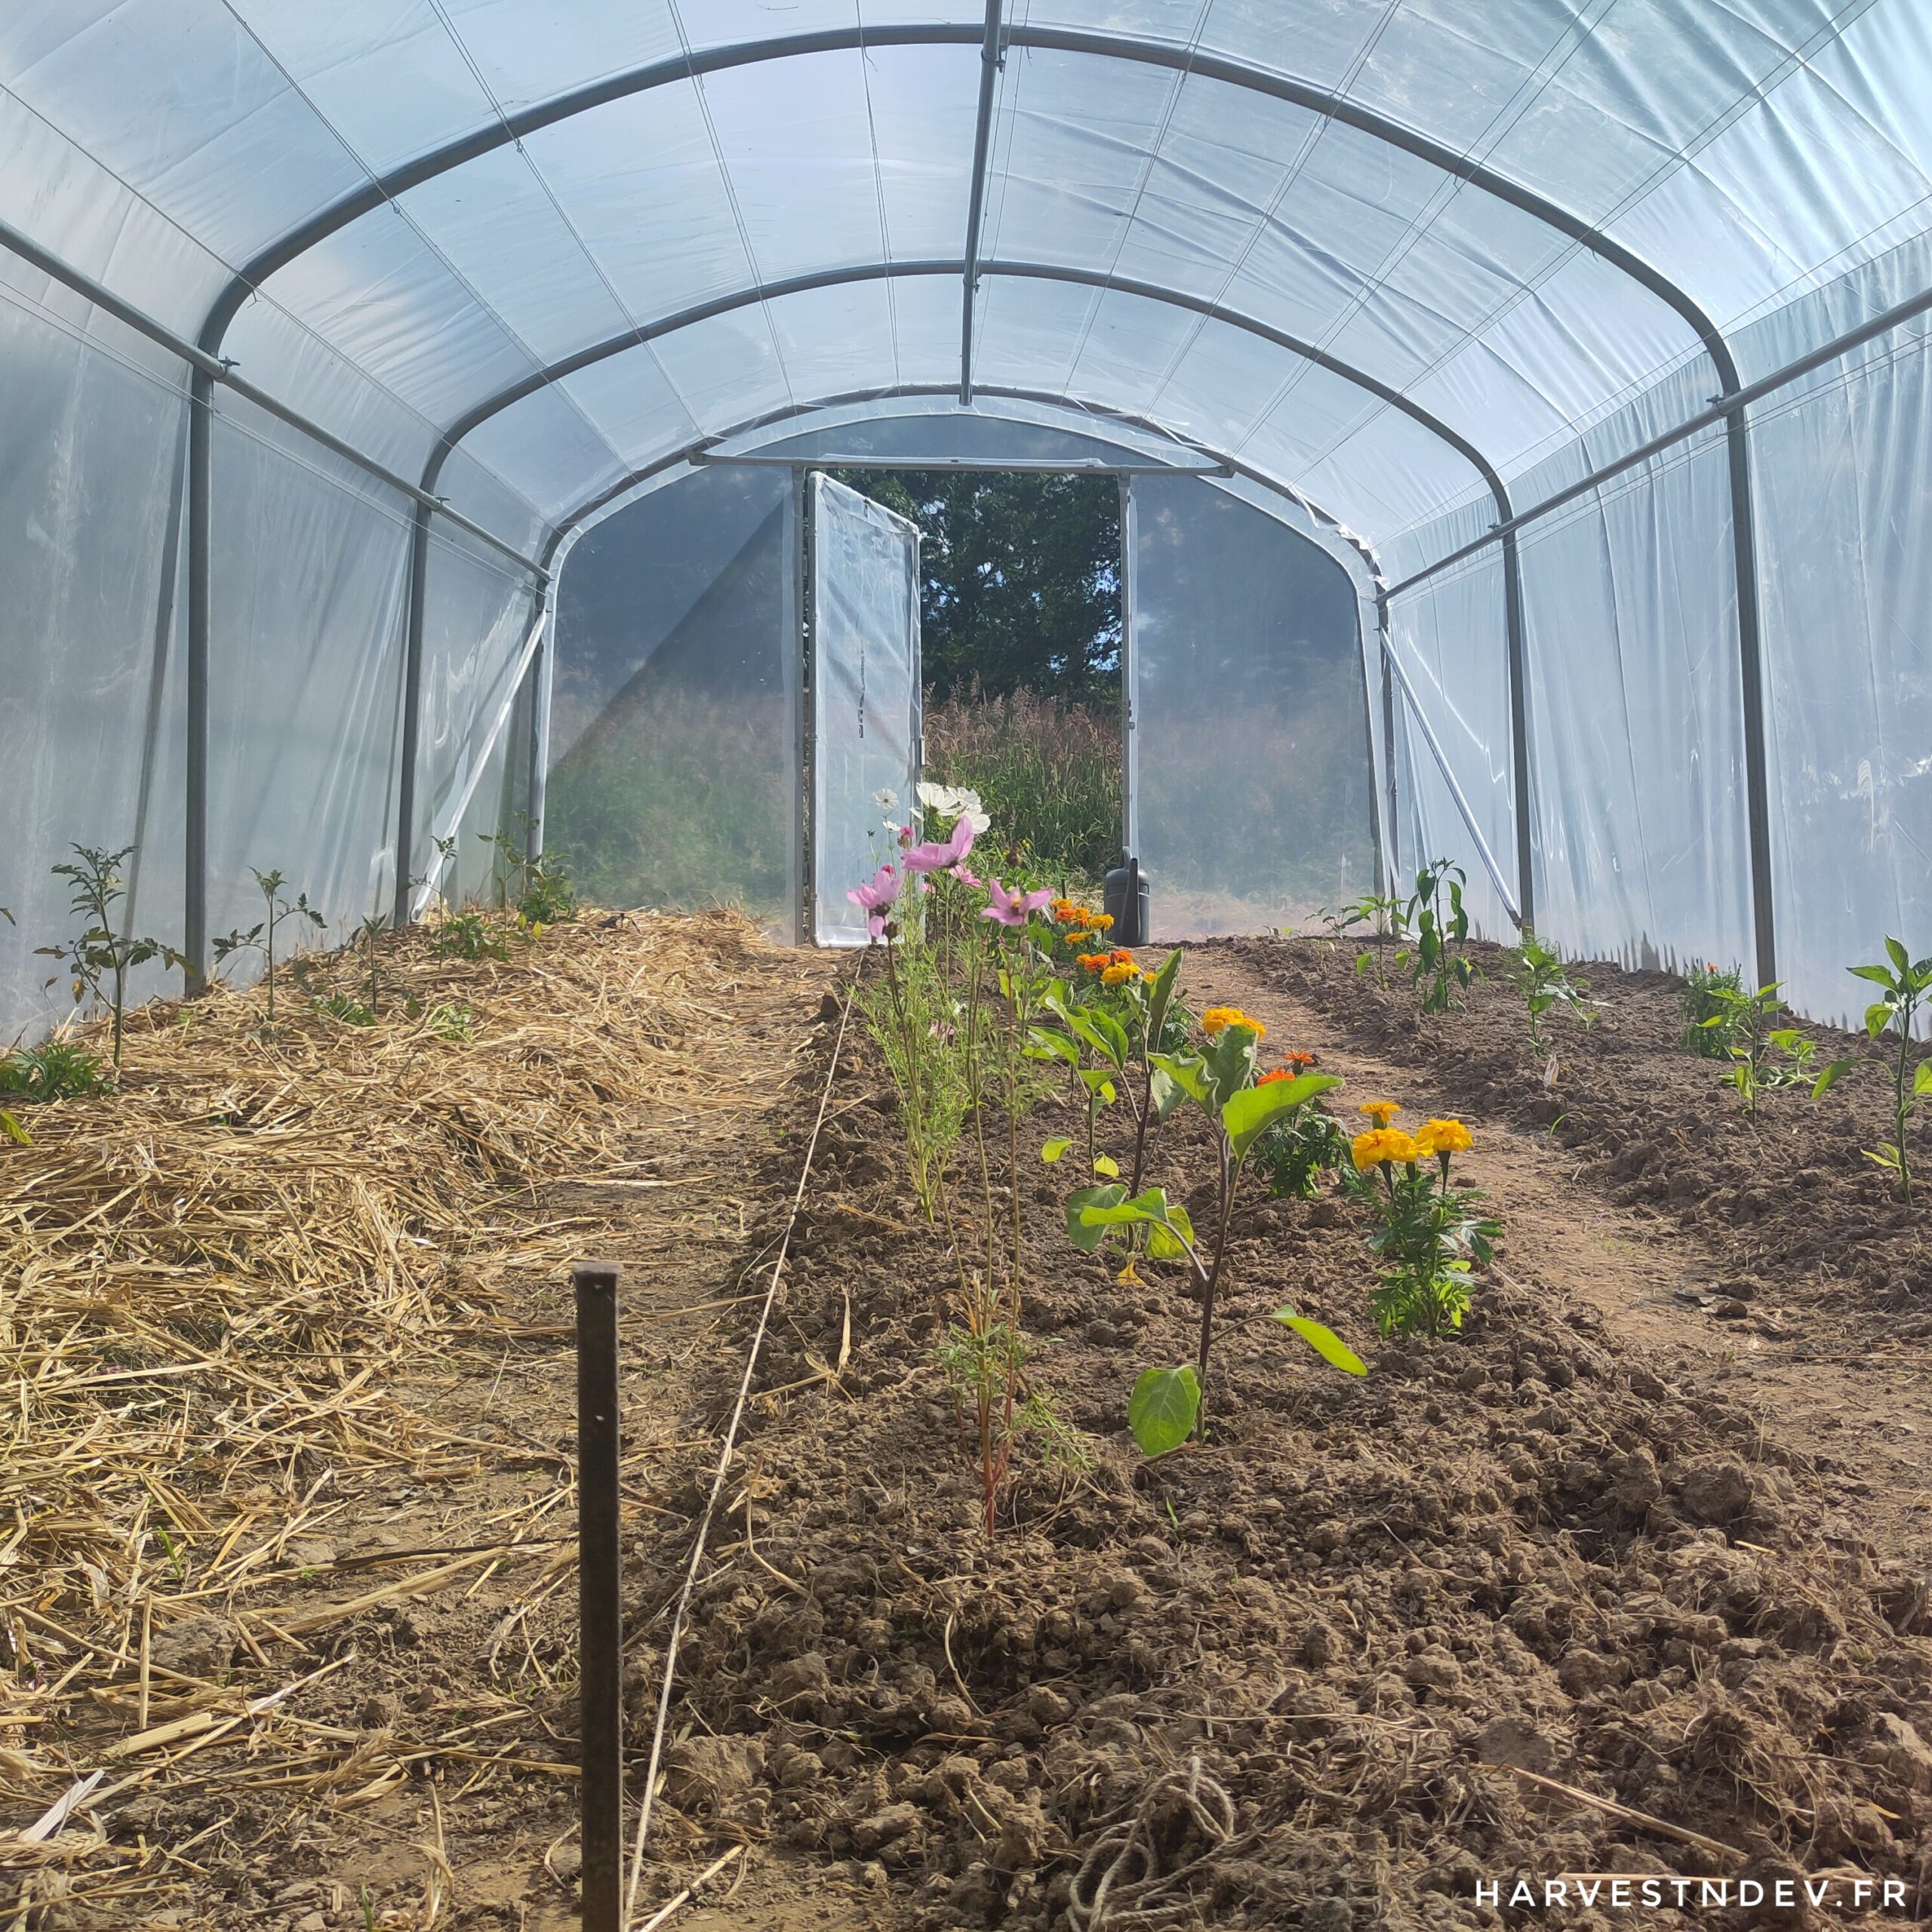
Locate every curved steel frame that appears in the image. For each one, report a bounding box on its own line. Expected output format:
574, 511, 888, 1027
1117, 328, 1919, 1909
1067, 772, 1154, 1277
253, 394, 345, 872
181, 20, 1767, 966
398, 255, 1514, 929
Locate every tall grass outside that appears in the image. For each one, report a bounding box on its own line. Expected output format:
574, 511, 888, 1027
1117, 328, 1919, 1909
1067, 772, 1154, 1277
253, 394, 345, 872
922, 684, 1123, 884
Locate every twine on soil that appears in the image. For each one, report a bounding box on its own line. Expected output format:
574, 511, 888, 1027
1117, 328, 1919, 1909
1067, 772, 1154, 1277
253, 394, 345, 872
1066, 1755, 1237, 1930
620, 964, 860, 1928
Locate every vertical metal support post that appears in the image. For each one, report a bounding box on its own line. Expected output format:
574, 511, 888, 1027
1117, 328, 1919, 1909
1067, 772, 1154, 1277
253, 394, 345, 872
524, 608, 552, 857
1725, 411, 1777, 989
1500, 528, 1534, 935
793, 467, 812, 947
574, 1260, 623, 1932
1118, 478, 1131, 857
1379, 597, 1399, 886
1355, 598, 1386, 901
183, 369, 213, 994
392, 504, 432, 928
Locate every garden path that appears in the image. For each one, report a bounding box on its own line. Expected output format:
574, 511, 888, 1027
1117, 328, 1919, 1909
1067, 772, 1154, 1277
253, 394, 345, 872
1183, 946, 1932, 1558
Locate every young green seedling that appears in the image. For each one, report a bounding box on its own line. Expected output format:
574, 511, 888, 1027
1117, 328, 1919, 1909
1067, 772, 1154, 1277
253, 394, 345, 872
36, 844, 186, 1065
1067, 1052, 1364, 1451
1835, 939, 1932, 1204
213, 869, 325, 1026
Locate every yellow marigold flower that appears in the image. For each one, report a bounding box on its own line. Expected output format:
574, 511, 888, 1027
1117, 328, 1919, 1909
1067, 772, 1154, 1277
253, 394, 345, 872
1064, 928, 1097, 945
1092, 913, 1114, 930
1414, 1117, 1473, 1158
1361, 1099, 1400, 1126
1351, 1127, 1418, 1171
1201, 1005, 1266, 1040
1101, 961, 1140, 986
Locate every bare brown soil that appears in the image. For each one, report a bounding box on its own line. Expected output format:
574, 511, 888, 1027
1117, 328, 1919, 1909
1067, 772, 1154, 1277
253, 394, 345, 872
642, 941, 1932, 1931
15, 922, 1932, 1930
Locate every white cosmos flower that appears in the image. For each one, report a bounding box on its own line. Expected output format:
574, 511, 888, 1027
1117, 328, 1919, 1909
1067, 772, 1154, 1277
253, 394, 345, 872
873, 787, 899, 812
915, 780, 961, 813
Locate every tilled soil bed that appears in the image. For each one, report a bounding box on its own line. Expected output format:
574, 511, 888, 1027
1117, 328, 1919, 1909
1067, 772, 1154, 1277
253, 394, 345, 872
629, 977, 1932, 1930
1221, 934, 1932, 1346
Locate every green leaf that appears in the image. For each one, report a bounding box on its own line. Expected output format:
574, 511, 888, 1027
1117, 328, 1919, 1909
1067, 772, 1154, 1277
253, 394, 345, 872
1027, 1027, 1082, 1069
1088, 1008, 1131, 1066
1865, 1146, 1903, 1172
1767, 1028, 1801, 1051
1057, 1004, 1127, 1068
1150, 1053, 1209, 1105
1867, 1002, 1894, 1039
1146, 948, 1183, 1049
1849, 964, 1897, 987
0, 1109, 31, 1146
1040, 1138, 1073, 1164
1221, 1072, 1343, 1158
1148, 1066, 1187, 1121
1146, 1220, 1189, 1261
1915, 1061, 1932, 1097
1886, 936, 1911, 975
1080, 1069, 1118, 1100
1810, 1058, 1854, 1098
1272, 1311, 1367, 1376
1127, 1365, 1200, 1457
1065, 1183, 1128, 1251
1092, 1154, 1121, 1178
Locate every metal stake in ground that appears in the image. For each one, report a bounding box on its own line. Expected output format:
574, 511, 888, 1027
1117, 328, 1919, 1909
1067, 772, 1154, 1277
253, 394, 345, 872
574, 1260, 623, 1932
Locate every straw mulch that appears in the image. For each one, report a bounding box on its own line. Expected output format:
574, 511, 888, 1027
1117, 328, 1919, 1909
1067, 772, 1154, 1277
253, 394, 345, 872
0, 909, 783, 1921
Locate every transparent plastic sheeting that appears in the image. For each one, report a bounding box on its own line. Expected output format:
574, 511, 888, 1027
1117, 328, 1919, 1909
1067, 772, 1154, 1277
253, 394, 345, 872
1512, 405, 1755, 983
1382, 508, 1518, 946
0, 294, 189, 1037
543, 464, 801, 939
1125, 475, 1376, 942
810, 475, 921, 949
1752, 304, 1932, 1032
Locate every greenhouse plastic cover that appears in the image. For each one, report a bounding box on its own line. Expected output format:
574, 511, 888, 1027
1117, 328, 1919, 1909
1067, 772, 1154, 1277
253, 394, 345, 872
3, 1, 1931, 1032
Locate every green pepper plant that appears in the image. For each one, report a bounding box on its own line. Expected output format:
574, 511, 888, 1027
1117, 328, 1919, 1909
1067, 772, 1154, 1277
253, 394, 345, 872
1832, 939, 1932, 1204
1060, 1009, 1364, 1452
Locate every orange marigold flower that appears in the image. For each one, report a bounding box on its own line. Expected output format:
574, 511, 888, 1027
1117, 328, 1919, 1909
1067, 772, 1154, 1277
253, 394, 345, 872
1413, 1117, 1473, 1158
1256, 1067, 1295, 1085
1201, 1005, 1266, 1041
1077, 952, 1109, 974
1361, 1100, 1400, 1126
1351, 1127, 1418, 1171
1285, 1049, 1318, 1067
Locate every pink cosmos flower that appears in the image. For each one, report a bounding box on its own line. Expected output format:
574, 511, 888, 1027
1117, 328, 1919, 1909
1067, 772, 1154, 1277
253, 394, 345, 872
903, 812, 977, 875
949, 863, 980, 888
980, 879, 1055, 927
847, 863, 900, 939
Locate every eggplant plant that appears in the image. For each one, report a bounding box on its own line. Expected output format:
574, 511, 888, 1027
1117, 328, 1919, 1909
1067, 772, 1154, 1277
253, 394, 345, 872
1065, 1025, 1364, 1451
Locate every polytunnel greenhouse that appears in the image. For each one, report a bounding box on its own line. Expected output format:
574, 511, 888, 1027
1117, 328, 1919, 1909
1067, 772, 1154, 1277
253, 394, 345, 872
5, 5, 1932, 1930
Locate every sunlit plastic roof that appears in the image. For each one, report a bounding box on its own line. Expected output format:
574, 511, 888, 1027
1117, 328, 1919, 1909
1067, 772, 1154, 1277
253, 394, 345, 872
8, 0, 1930, 561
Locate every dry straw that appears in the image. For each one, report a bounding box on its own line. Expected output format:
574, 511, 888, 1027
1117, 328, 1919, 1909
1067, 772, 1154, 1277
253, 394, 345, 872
0, 909, 774, 1918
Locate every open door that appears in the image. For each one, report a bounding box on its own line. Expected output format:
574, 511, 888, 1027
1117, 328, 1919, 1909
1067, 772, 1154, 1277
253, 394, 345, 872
808, 473, 921, 945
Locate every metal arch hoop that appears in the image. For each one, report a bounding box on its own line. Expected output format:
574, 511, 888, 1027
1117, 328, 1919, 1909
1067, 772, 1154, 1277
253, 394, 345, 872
513, 383, 1509, 932
183, 21, 1759, 969
389, 256, 1533, 931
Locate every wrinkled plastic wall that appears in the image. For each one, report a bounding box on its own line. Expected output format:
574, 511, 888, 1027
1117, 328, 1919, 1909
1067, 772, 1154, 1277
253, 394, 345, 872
0, 288, 189, 1037
811, 474, 921, 948
1511, 361, 1753, 979
544, 465, 801, 937
1383, 504, 1517, 941
1126, 475, 1376, 940
0, 311, 540, 1043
